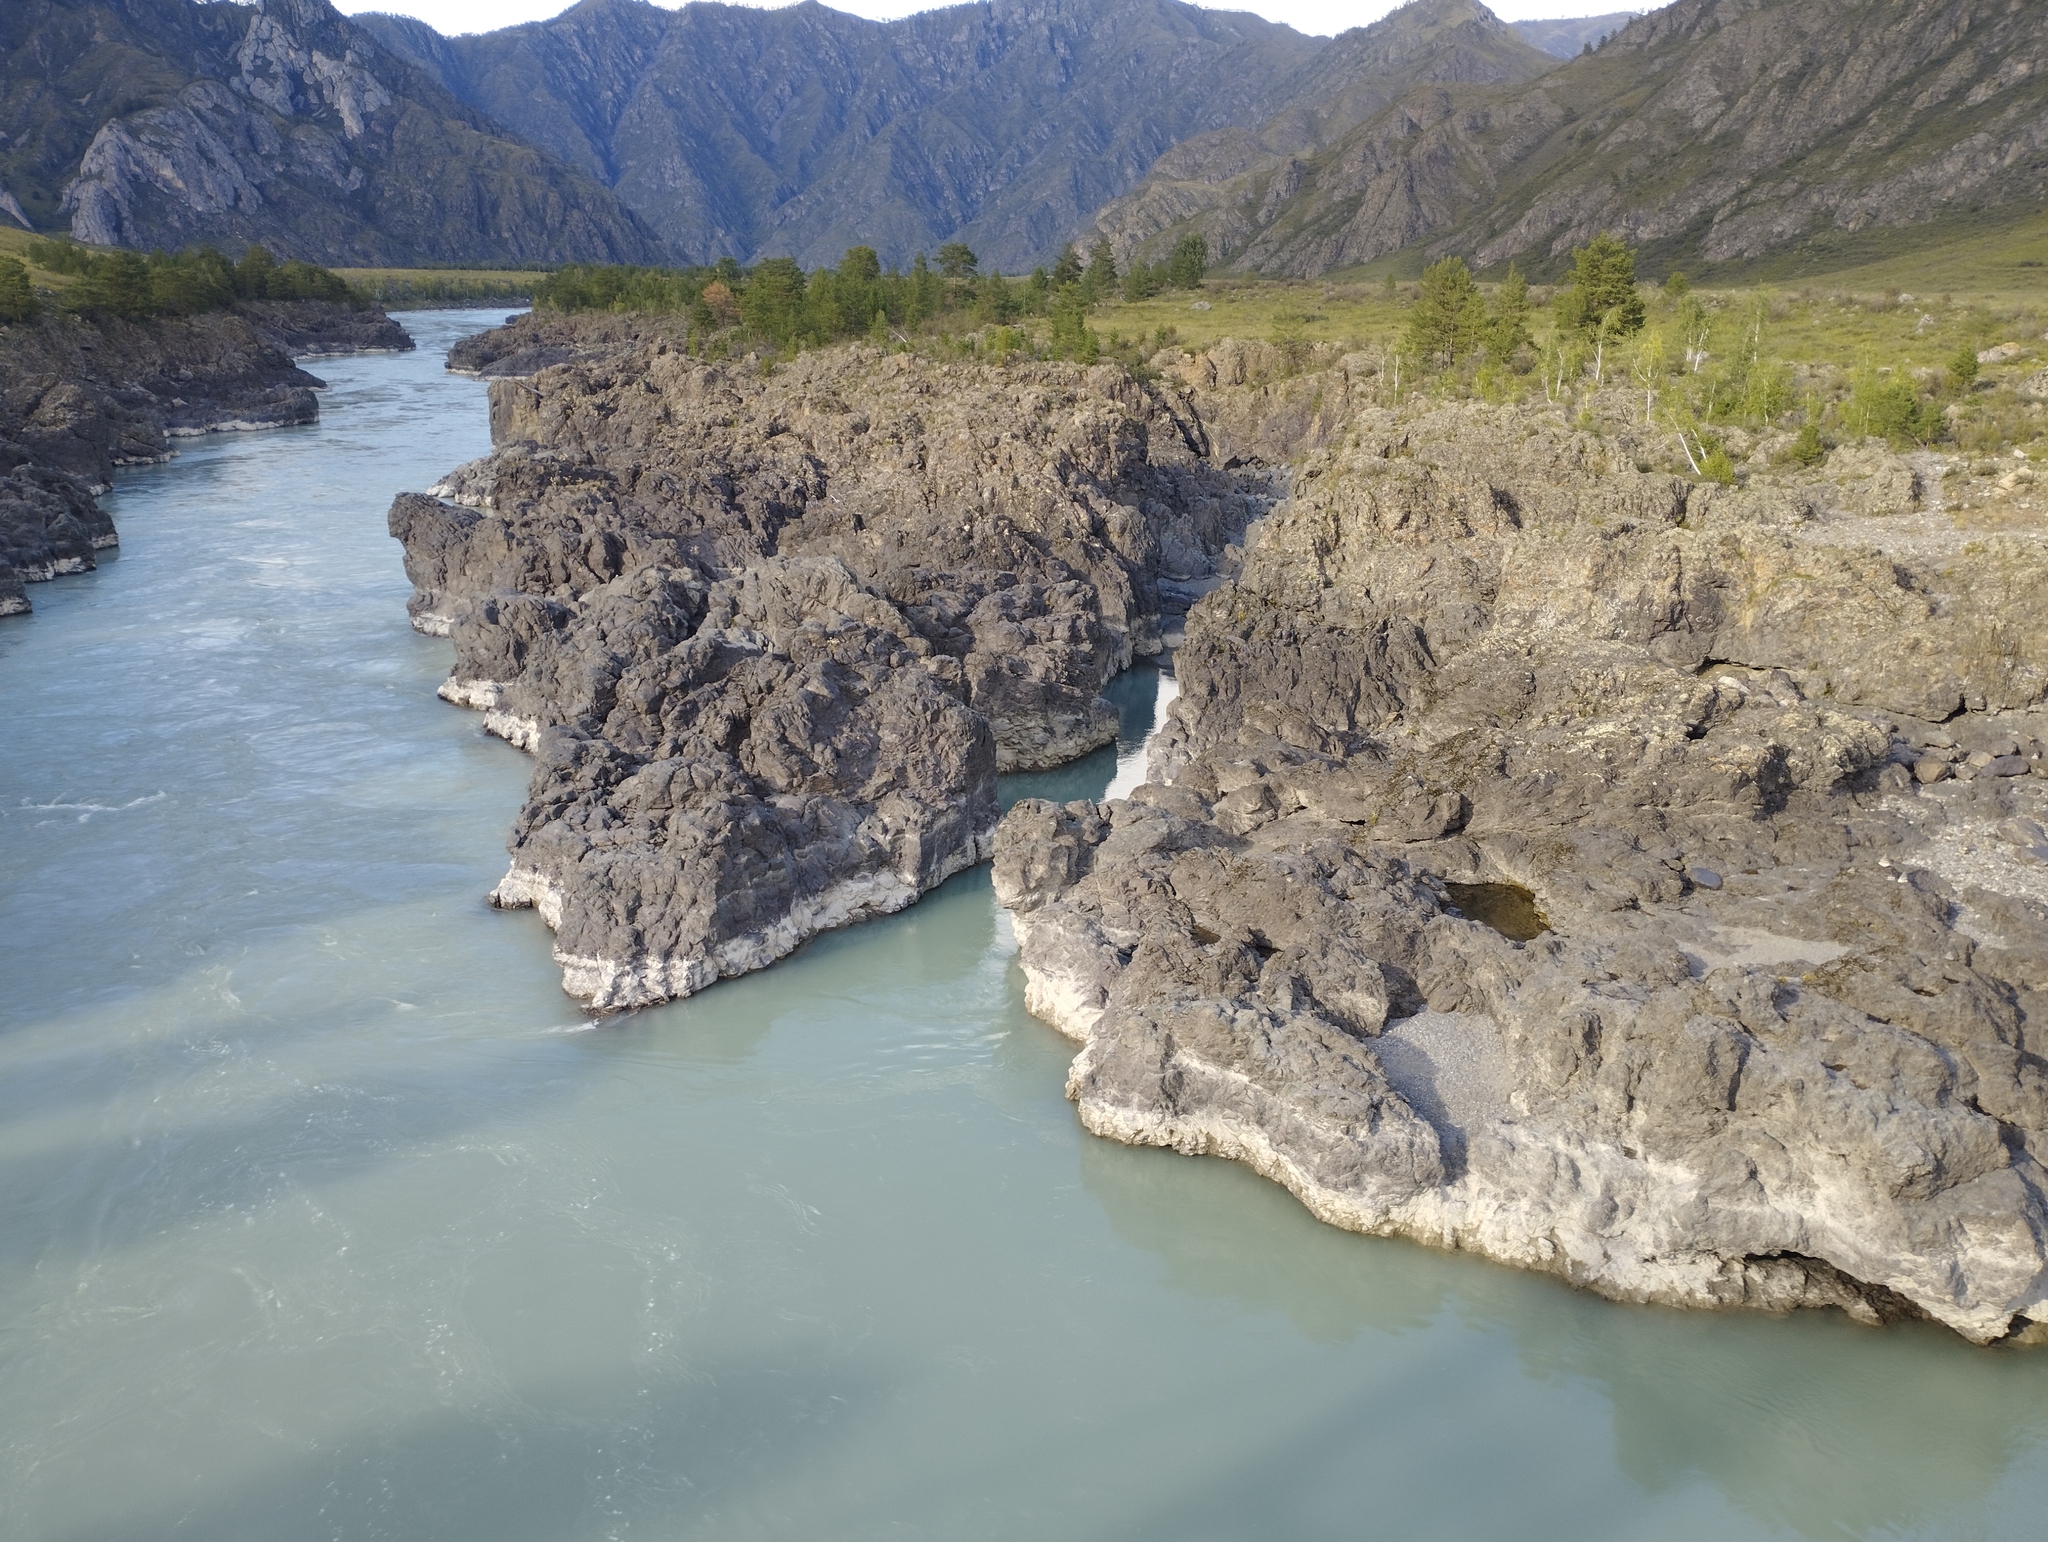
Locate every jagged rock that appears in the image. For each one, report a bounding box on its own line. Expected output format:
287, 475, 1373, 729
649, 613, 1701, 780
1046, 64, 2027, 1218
10, 0, 664, 264
994, 393, 2048, 1344
0, 300, 404, 614
487, 556, 996, 1010
391, 323, 1263, 1005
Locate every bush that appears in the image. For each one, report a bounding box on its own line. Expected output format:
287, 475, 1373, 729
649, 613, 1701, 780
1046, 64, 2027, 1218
1848, 372, 1944, 446
1948, 339, 1980, 393
1785, 421, 1828, 467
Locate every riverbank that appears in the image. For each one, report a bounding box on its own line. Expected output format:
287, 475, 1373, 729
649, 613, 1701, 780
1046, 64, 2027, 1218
391, 314, 2048, 1342
993, 362, 2048, 1344
0, 299, 410, 615
12, 312, 2048, 1537
389, 316, 1269, 1009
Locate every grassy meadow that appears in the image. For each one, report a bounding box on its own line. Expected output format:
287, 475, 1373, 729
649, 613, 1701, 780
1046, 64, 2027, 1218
1078, 229, 2048, 464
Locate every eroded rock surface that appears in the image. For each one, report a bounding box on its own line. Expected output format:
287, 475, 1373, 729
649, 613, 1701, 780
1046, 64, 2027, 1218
391, 326, 1262, 1006
995, 396, 2048, 1344
0, 300, 409, 615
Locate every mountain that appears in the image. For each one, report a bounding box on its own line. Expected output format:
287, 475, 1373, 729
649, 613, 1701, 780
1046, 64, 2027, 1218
1086, 0, 1557, 268
1098, 0, 2048, 277
352, 0, 1338, 271
0, 0, 670, 265
1509, 11, 1641, 58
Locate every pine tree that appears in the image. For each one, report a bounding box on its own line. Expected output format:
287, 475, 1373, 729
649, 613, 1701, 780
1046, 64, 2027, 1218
1087, 237, 1117, 287
1556, 233, 1645, 338
1166, 235, 1207, 290
937, 243, 978, 280
1051, 244, 1084, 287
840, 245, 881, 285
1049, 284, 1098, 362
73, 249, 153, 319
1949, 339, 1980, 393
1483, 264, 1532, 367
740, 256, 805, 346
1406, 256, 1484, 368
0, 257, 39, 324
234, 243, 278, 300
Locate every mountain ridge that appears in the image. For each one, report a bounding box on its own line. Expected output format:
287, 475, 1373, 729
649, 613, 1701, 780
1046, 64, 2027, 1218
357, 0, 1347, 270
1091, 0, 2048, 277
0, 0, 671, 265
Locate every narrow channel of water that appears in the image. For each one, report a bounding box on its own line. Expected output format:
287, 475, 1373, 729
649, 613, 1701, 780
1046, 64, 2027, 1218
3, 311, 2046, 1541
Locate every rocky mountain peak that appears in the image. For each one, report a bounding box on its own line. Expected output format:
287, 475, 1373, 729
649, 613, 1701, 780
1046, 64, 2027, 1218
4, 0, 669, 262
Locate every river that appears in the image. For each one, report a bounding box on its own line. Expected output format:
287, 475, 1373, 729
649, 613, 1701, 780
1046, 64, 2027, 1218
3, 309, 2046, 1541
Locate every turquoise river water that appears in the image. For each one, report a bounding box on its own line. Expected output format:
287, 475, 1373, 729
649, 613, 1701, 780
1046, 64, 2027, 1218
4, 310, 2048, 1541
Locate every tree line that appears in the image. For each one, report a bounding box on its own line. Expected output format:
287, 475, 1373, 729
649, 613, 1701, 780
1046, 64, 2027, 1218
531, 234, 1208, 363
0, 242, 359, 325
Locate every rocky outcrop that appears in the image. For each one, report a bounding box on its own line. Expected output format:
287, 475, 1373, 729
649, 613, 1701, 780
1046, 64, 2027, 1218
5, 0, 667, 265
0, 298, 409, 614
389, 319, 1264, 1006
993, 389, 2048, 1343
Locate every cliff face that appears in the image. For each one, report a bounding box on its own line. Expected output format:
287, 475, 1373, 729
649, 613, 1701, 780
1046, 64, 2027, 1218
994, 346, 2048, 1344
387, 317, 2048, 1340
0, 0, 669, 265
388, 313, 1264, 1007
1096, 0, 2048, 276
0, 298, 410, 615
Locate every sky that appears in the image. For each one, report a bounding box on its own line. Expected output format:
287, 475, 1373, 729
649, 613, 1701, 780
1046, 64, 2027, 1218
334, 0, 1637, 43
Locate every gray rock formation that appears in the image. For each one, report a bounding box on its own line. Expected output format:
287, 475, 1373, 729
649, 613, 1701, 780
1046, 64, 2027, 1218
389, 317, 1262, 1006
5, 0, 666, 266
0, 299, 409, 615
994, 383, 2048, 1344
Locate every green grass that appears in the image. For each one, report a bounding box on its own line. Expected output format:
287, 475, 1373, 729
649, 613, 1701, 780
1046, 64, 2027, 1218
1084, 235, 2047, 462
0, 225, 81, 292
1090, 274, 1412, 354
1720, 210, 2048, 305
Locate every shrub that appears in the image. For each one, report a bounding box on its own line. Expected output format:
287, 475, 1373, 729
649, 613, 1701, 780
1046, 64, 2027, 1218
1848, 371, 1944, 446
1948, 339, 1980, 393
1785, 421, 1827, 467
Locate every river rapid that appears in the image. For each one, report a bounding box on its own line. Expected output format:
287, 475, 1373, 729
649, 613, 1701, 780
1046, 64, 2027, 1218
3, 310, 2047, 1541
